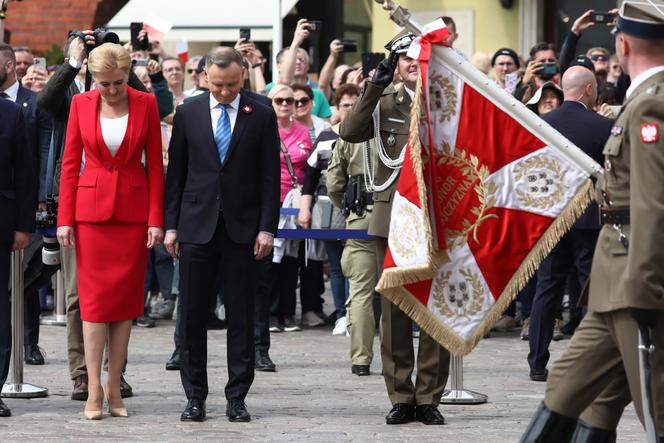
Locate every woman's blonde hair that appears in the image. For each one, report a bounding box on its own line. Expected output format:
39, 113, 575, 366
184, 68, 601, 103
88, 43, 131, 75
268, 83, 294, 99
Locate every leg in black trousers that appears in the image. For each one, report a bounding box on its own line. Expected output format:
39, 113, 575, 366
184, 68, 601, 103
254, 255, 272, 353
178, 216, 256, 403
528, 238, 571, 371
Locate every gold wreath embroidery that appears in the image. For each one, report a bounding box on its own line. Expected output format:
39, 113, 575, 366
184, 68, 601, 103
436, 145, 498, 248
429, 73, 457, 123
390, 201, 422, 261
513, 156, 565, 210
432, 268, 485, 319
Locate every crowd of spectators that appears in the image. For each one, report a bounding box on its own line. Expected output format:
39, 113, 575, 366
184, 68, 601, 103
2, 8, 629, 394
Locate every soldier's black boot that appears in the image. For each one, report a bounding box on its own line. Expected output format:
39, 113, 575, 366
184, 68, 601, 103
520, 402, 577, 443
570, 420, 616, 443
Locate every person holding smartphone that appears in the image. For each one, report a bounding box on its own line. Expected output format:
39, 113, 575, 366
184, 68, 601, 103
515, 42, 560, 104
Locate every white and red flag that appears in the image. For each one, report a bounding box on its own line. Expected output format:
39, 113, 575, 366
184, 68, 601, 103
176, 40, 189, 63
377, 19, 601, 355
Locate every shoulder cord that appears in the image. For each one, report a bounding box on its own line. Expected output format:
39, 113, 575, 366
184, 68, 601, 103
362, 103, 405, 192
280, 140, 300, 188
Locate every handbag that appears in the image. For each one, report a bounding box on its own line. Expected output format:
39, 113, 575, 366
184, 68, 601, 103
280, 141, 301, 209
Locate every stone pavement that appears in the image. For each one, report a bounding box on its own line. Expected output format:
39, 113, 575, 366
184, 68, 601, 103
2, 313, 643, 442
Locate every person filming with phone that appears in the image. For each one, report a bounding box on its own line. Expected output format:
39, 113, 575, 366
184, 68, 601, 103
515, 42, 560, 104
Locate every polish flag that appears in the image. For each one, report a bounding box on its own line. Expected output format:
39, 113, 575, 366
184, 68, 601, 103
377, 20, 600, 355
143, 15, 172, 41
176, 40, 189, 63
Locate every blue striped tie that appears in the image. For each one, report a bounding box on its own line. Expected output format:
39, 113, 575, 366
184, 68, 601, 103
215, 103, 231, 165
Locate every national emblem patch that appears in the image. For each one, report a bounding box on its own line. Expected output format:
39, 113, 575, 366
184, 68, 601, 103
641, 123, 659, 144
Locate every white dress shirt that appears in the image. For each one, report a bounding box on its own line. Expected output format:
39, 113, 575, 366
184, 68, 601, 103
209, 92, 240, 136
1, 80, 20, 102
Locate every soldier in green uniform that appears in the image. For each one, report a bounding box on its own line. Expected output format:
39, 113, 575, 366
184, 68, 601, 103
327, 138, 378, 377
339, 33, 450, 426
521, 2, 664, 441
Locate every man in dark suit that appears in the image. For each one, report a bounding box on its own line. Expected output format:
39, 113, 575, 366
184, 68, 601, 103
0, 98, 37, 417
164, 46, 280, 423
0, 43, 53, 367
527, 65, 612, 381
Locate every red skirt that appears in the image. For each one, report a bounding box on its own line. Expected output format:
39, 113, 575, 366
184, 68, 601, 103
75, 220, 147, 322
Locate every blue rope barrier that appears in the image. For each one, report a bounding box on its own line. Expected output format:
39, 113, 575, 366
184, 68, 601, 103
277, 208, 373, 240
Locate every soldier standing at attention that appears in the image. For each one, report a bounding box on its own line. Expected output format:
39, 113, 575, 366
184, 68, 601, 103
520, 2, 664, 441
340, 33, 450, 426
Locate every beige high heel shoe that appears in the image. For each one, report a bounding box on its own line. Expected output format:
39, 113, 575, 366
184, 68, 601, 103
103, 385, 128, 418
84, 388, 104, 420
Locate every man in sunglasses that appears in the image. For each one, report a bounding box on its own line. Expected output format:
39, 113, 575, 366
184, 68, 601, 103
586, 47, 611, 78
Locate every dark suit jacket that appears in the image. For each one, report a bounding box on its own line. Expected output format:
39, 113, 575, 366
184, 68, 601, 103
17, 84, 52, 202
0, 99, 36, 242
543, 100, 612, 229
164, 90, 280, 245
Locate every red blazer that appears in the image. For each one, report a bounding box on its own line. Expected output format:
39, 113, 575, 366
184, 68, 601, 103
57, 87, 164, 227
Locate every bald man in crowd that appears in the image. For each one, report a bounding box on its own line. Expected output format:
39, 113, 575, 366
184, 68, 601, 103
526, 65, 613, 382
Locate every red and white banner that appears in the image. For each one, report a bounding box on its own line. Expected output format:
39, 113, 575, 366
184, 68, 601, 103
377, 20, 596, 355
144, 15, 172, 42
176, 40, 189, 63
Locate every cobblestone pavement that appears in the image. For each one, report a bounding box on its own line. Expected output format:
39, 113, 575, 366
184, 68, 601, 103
2, 303, 643, 442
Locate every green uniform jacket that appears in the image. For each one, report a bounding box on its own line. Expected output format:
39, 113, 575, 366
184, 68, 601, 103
327, 138, 376, 231
589, 70, 664, 312
339, 82, 412, 238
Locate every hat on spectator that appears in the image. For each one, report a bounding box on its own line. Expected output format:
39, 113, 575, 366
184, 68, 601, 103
526, 81, 563, 112
384, 31, 416, 54
196, 56, 206, 74
571, 54, 595, 73
615, 0, 664, 39
491, 48, 520, 69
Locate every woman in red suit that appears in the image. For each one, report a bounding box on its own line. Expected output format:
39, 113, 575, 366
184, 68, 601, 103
56, 43, 164, 419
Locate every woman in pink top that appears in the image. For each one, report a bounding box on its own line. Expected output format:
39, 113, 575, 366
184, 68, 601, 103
269, 84, 313, 201
268, 84, 325, 332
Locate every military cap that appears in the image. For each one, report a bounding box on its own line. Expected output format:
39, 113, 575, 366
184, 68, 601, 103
384, 31, 416, 53
571, 54, 596, 73
616, 0, 664, 39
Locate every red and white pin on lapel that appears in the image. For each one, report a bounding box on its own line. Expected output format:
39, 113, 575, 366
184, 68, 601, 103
641, 123, 659, 144
242, 104, 253, 114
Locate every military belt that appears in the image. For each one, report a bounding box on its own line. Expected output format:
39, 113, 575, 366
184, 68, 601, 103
600, 208, 630, 225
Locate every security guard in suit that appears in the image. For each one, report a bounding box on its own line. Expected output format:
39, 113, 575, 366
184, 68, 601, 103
520, 2, 664, 441
340, 33, 450, 426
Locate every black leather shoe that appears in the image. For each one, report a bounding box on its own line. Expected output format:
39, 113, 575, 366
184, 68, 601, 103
416, 405, 445, 425
570, 420, 616, 443
181, 398, 206, 422
120, 374, 133, 398
529, 368, 548, 382
166, 347, 181, 371
71, 374, 89, 401
385, 403, 415, 424
255, 350, 276, 372
519, 402, 577, 443
351, 364, 370, 376
0, 398, 10, 417
24, 344, 45, 365
226, 397, 251, 422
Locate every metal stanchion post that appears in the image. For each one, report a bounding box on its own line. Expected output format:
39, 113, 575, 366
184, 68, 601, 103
41, 269, 66, 326
440, 355, 487, 404
1, 250, 48, 398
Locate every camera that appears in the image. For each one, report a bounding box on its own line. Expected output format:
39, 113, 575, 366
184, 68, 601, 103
132, 58, 149, 67
239, 28, 251, 42
339, 38, 358, 53
591, 11, 613, 24
68, 27, 120, 53
305, 20, 322, 32
41, 232, 60, 266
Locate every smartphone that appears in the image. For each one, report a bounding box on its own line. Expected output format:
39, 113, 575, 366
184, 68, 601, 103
239, 28, 251, 42
132, 58, 149, 67
339, 39, 358, 53
540, 62, 559, 77
34, 57, 47, 71
591, 11, 613, 24
306, 20, 322, 32
130, 22, 149, 51
362, 52, 386, 78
